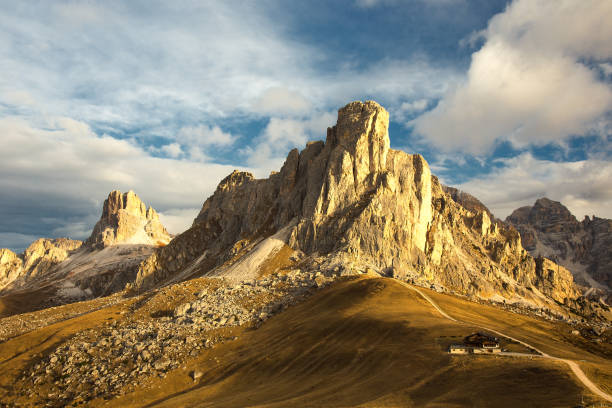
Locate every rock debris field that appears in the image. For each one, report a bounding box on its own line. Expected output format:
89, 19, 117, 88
17, 270, 338, 406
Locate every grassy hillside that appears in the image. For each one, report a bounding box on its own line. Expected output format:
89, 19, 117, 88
0, 277, 607, 407
107, 278, 593, 407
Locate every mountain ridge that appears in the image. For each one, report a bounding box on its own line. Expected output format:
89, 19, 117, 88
133, 100, 582, 313
507, 197, 612, 291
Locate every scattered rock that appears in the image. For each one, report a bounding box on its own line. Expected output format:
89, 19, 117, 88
190, 370, 203, 382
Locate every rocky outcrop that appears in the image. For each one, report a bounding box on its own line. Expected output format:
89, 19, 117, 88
0, 249, 23, 291
0, 238, 82, 292
443, 186, 495, 221
507, 198, 612, 289
86, 190, 171, 249
134, 101, 580, 308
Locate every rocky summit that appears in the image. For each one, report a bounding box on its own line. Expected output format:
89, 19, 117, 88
87, 190, 171, 248
134, 101, 580, 311
507, 197, 612, 291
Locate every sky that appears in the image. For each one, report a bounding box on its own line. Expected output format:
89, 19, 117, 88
1, 0, 611, 252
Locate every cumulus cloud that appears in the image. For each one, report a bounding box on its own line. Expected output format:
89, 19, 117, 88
177, 125, 235, 148
0, 116, 245, 250
356, 0, 461, 8
244, 111, 336, 175
171, 125, 237, 161
414, 0, 612, 154
157, 143, 182, 159
454, 153, 612, 220
158, 208, 201, 236
392, 98, 430, 122
0, 2, 320, 136
252, 87, 312, 117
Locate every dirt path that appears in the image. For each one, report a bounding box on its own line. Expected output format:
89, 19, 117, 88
401, 282, 612, 403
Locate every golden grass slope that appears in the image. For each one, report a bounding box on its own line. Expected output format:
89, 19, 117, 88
109, 278, 600, 407
0, 277, 609, 407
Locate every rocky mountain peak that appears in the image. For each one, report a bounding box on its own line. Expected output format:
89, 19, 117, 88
134, 100, 580, 310
216, 171, 255, 193
507, 198, 612, 289
334, 101, 389, 165
507, 197, 579, 235
102, 190, 146, 220
87, 190, 171, 248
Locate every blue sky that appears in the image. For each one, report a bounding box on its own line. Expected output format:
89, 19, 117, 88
1, 0, 611, 252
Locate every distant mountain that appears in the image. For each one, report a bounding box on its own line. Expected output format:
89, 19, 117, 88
507, 197, 612, 290
87, 190, 171, 248
0, 190, 171, 315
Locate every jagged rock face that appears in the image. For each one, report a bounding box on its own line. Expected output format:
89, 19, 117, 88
0, 249, 23, 291
507, 198, 612, 289
134, 101, 579, 307
87, 190, 171, 249
0, 238, 82, 292
443, 186, 495, 221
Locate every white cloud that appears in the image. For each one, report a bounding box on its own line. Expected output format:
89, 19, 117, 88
601, 63, 612, 77
159, 143, 182, 159
0, 116, 247, 249
414, 0, 612, 154
392, 98, 430, 121
252, 87, 312, 117
455, 153, 612, 220
174, 125, 236, 161
177, 125, 235, 148
158, 208, 200, 236
245, 111, 336, 175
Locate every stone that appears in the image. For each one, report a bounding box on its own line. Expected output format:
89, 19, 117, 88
174, 303, 191, 317
190, 370, 203, 382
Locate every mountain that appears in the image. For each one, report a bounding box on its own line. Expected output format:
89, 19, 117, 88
1, 102, 610, 407
0, 190, 171, 315
134, 101, 579, 311
87, 190, 171, 248
507, 197, 612, 290
0, 238, 83, 292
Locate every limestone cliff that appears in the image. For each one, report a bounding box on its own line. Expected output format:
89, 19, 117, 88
134, 101, 580, 308
507, 198, 612, 290
86, 190, 171, 248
